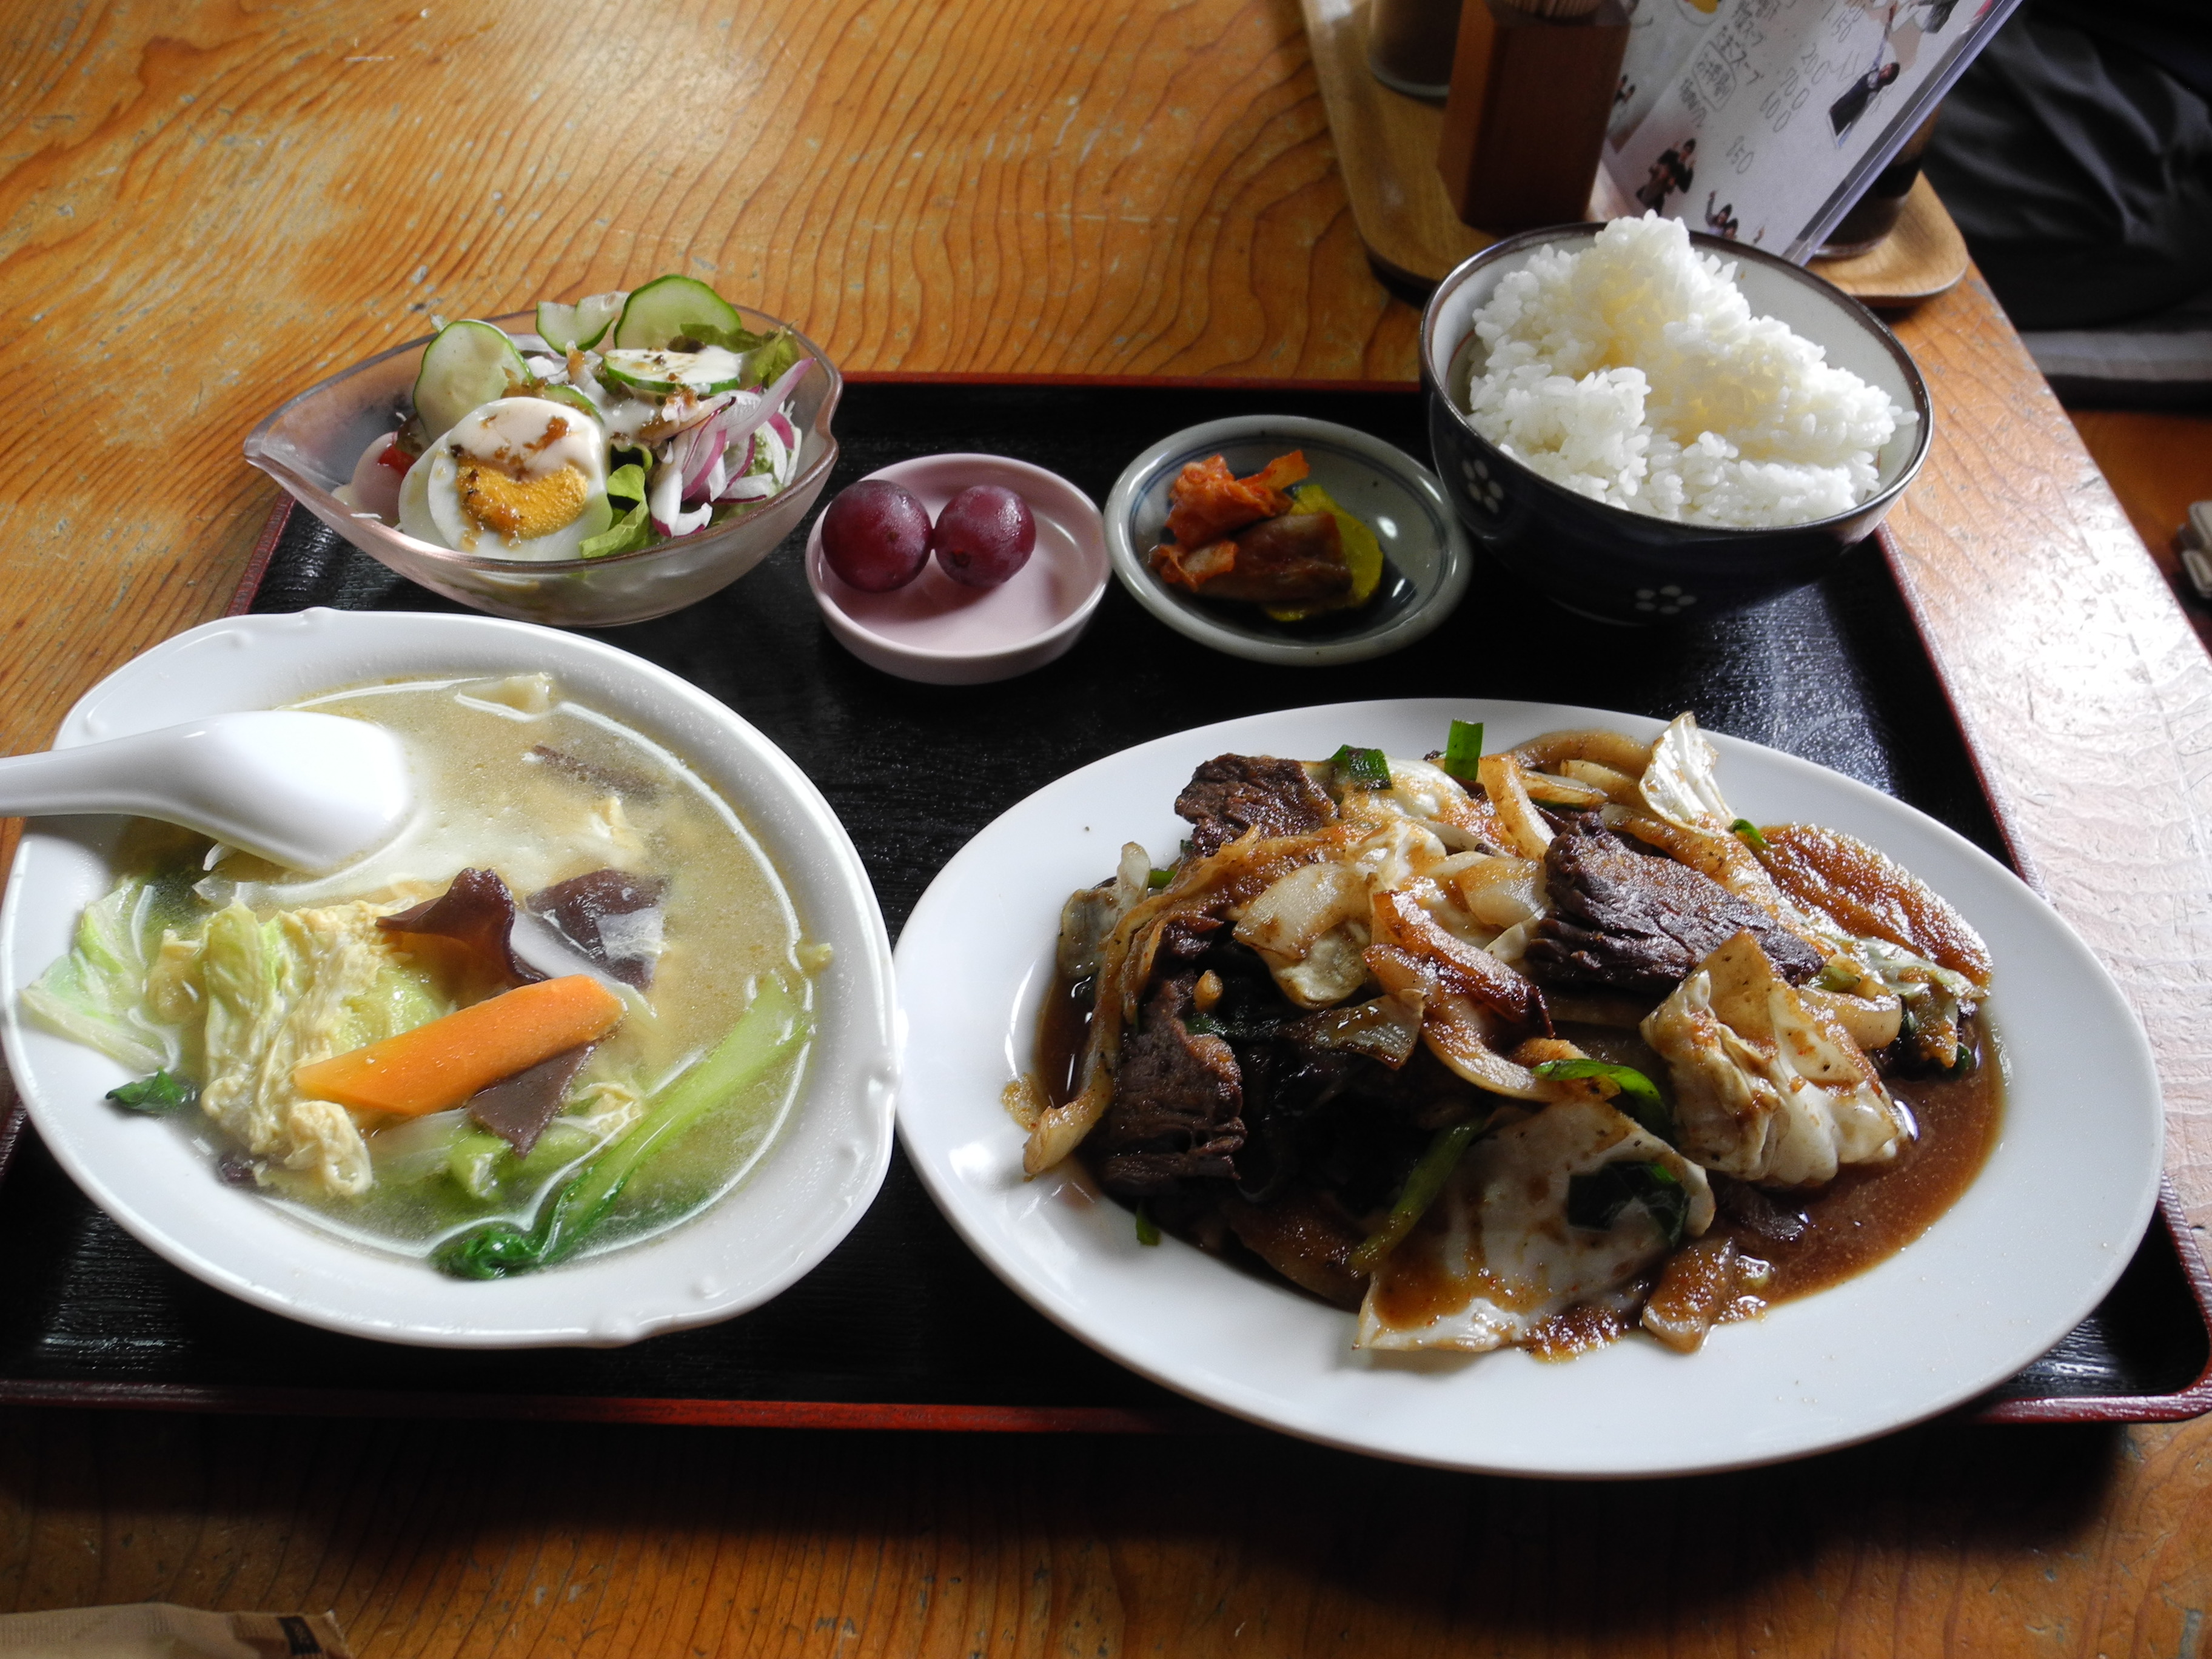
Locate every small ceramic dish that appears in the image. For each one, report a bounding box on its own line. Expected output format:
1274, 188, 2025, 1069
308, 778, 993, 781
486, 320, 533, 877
1423, 226, 1932, 625
243, 309, 842, 630
805, 454, 1108, 685
0, 609, 899, 1348
1102, 416, 1473, 666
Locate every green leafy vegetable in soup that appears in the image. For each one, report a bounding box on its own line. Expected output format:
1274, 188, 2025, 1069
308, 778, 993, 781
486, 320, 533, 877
24, 672, 819, 1274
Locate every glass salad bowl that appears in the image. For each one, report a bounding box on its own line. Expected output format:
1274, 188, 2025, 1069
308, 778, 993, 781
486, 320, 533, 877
244, 309, 842, 628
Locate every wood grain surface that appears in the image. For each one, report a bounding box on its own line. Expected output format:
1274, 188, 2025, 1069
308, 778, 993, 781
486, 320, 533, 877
2069, 409, 2212, 654
0, 1411, 2208, 1657
0, 0, 1414, 764
2069, 412, 2212, 558
0, 0, 2208, 1652
1882, 283, 2212, 1241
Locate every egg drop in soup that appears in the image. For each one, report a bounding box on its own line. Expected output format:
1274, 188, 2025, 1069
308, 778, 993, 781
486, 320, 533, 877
24, 672, 820, 1278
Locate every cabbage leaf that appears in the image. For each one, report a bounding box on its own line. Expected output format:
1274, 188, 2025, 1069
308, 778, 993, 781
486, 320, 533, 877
23, 874, 184, 1075
198, 899, 451, 1196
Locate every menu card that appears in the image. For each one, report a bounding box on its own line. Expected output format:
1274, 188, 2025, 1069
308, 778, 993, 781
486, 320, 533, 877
1602, 0, 2023, 261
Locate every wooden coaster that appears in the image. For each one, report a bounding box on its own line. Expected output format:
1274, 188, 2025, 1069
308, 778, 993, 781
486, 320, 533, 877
1805, 176, 1972, 307
1304, 0, 1971, 307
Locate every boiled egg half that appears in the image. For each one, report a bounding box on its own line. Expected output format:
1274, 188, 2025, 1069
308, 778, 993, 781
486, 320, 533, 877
399, 397, 613, 561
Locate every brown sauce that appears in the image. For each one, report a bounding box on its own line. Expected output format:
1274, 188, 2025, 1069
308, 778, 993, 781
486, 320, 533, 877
1034, 971, 2003, 1321
1718, 1021, 2003, 1312
1037, 971, 1095, 1106
1367, 1233, 1507, 1329
1526, 1299, 1636, 1361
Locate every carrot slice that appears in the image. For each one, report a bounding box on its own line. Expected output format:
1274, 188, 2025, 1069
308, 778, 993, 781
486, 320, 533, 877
293, 975, 625, 1117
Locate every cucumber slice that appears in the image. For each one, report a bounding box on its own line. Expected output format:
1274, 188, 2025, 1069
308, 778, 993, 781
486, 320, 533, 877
534, 291, 626, 353
414, 320, 527, 438
598, 346, 747, 398
611, 274, 744, 350
531, 382, 606, 428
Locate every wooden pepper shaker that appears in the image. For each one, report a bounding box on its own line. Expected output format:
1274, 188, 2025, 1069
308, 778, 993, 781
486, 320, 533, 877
1436, 0, 1631, 233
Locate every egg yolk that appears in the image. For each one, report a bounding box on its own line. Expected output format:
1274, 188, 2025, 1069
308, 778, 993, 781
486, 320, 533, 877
457, 463, 590, 543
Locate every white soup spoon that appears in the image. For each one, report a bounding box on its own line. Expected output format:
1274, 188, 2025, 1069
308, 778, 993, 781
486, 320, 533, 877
0, 712, 411, 872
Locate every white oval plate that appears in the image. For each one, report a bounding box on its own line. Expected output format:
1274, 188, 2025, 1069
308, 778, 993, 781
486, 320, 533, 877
0, 609, 899, 1349
894, 699, 2164, 1476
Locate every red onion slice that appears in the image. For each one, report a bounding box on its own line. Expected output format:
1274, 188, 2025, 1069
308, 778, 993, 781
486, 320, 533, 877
662, 359, 813, 519
711, 358, 810, 463
649, 457, 714, 537
677, 417, 730, 504
697, 451, 728, 503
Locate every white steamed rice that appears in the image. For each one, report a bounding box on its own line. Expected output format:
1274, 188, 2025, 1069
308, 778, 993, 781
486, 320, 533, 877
1458, 215, 1914, 528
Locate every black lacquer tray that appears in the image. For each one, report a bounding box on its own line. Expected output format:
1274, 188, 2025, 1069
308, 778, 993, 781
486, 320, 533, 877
0, 377, 2203, 1431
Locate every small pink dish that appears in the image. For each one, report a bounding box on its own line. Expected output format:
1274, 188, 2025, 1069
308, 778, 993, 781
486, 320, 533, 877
805, 454, 1108, 685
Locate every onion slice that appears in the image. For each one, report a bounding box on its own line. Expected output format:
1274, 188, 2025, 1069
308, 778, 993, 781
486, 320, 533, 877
712, 358, 809, 463
677, 418, 729, 504
649, 456, 713, 537
667, 358, 811, 511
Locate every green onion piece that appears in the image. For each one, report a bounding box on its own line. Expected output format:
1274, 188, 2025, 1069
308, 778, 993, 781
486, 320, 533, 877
1330, 745, 1392, 791
1441, 719, 1484, 781
1566, 1161, 1688, 1247
1811, 960, 1857, 993
1182, 1011, 1224, 1037
1729, 818, 1770, 852
1134, 1203, 1161, 1247
1532, 1058, 1673, 1142
1146, 868, 1174, 890
1349, 1115, 1487, 1275
106, 1069, 196, 1114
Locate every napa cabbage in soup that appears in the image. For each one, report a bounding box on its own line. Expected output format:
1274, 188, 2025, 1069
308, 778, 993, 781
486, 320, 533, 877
25, 672, 819, 1277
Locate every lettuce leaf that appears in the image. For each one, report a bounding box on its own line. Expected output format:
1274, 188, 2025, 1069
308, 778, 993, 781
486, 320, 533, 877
742, 330, 803, 391
688, 321, 800, 390
580, 460, 652, 560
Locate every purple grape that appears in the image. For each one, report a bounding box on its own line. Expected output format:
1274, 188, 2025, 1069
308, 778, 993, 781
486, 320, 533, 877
932, 485, 1036, 589
821, 480, 932, 592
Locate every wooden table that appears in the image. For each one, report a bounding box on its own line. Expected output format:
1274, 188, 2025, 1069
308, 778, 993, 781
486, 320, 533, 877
1, 1, 2207, 1651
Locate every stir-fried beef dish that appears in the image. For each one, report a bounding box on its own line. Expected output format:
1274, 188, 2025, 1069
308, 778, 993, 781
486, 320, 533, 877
1026, 714, 2000, 1359
1526, 823, 1825, 996
1175, 754, 1337, 857
1090, 972, 1246, 1195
